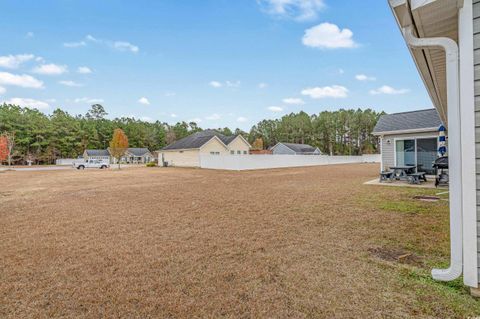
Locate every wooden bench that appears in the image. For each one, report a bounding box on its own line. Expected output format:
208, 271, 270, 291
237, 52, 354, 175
407, 172, 427, 184
379, 171, 394, 182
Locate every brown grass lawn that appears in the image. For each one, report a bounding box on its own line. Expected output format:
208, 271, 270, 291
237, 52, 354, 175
1, 164, 479, 318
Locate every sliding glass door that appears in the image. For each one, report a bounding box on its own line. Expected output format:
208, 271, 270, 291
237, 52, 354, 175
395, 137, 437, 174
416, 138, 437, 174
395, 139, 415, 166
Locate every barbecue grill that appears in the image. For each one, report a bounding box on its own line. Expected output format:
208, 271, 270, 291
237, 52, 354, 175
433, 156, 448, 187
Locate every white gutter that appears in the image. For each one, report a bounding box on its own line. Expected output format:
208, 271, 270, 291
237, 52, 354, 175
403, 25, 463, 281
372, 127, 440, 136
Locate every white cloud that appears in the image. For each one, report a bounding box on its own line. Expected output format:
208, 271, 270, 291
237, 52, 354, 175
226, 80, 241, 88
74, 97, 104, 104
86, 34, 99, 42
209, 81, 223, 88
209, 80, 240, 88
0, 54, 35, 69
77, 66, 92, 74
26, 32, 34, 38
302, 23, 357, 49
32, 63, 68, 75
258, 82, 268, 89
63, 41, 86, 48
237, 116, 248, 123
258, 0, 325, 21
205, 113, 221, 120
355, 74, 376, 81
369, 85, 409, 95
170, 113, 177, 118
282, 97, 305, 105
4, 97, 49, 109
0, 72, 44, 88
64, 35, 139, 54
338, 68, 345, 74
59, 80, 83, 87
0, 86, 5, 95
138, 97, 150, 105
301, 85, 348, 99
164, 92, 176, 97
268, 106, 283, 112
188, 118, 202, 123
113, 41, 139, 53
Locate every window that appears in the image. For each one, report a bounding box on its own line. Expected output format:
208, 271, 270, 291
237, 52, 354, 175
210, 152, 220, 155
230, 150, 235, 155
395, 137, 437, 174
237, 150, 241, 154
243, 151, 247, 155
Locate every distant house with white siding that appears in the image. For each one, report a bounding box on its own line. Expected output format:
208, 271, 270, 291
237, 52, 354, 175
372, 109, 442, 174
270, 142, 321, 155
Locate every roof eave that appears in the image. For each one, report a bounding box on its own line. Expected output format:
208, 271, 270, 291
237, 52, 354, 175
161, 147, 201, 152
372, 126, 440, 136
388, 0, 461, 125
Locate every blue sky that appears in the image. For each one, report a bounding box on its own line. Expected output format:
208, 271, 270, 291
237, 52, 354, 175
0, 0, 431, 130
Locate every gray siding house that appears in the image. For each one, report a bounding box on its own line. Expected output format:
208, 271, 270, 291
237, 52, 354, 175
389, 0, 479, 293
120, 148, 153, 164
271, 142, 321, 155
83, 149, 111, 162
372, 109, 443, 174
84, 148, 153, 164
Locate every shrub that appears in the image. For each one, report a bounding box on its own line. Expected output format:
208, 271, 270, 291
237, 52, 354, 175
146, 162, 156, 167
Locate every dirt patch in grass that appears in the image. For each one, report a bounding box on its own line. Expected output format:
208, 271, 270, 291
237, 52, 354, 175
0, 164, 479, 318
368, 247, 423, 267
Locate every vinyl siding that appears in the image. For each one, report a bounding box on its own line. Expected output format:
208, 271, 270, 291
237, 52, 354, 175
380, 131, 438, 171
162, 149, 200, 167
227, 136, 250, 154
474, 0, 480, 279
271, 143, 296, 155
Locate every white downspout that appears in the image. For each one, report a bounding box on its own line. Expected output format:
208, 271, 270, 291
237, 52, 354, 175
403, 25, 463, 281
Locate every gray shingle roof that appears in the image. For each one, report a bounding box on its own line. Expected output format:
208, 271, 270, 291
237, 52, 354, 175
281, 143, 318, 153
162, 130, 236, 150
85, 149, 110, 156
373, 109, 442, 134
127, 148, 151, 156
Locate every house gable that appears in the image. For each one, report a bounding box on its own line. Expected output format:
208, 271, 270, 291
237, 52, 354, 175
227, 135, 251, 154
199, 136, 229, 154
271, 143, 296, 155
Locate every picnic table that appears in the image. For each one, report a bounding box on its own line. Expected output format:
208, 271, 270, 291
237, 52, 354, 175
390, 165, 417, 180
378, 165, 427, 184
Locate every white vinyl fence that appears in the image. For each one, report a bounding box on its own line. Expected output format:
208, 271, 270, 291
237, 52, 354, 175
55, 158, 78, 166
200, 154, 380, 171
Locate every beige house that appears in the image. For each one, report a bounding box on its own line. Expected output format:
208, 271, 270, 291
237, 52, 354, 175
160, 130, 251, 167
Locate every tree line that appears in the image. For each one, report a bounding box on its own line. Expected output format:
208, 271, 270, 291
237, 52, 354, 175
249, 109, 383, 155
0, 103, 383, 164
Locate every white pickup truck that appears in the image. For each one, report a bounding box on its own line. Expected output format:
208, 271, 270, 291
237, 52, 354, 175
72, 159, 110, 170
